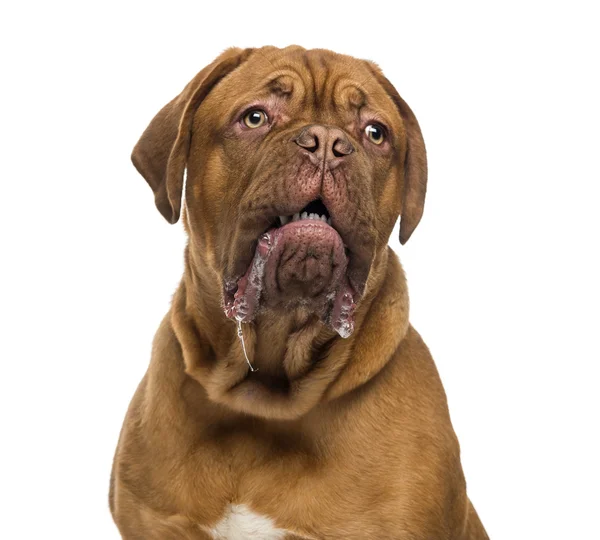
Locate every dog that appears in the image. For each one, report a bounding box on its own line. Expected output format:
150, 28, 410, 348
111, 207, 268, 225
109, 45, 489, 539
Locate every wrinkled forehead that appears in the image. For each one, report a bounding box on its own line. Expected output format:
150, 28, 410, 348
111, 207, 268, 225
205, 47, 401, 128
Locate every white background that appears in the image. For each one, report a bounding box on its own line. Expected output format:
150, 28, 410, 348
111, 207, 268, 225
1, 1, 598, 538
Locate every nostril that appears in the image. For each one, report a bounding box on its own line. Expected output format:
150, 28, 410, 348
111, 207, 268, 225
307, 135, 319, 153
332, 138, 354, 158
295, 130, 319, 153
332, 145, 346, 158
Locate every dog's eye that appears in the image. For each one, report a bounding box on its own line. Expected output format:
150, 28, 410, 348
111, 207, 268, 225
365, 124, 385, 145
243, 109, 268, 129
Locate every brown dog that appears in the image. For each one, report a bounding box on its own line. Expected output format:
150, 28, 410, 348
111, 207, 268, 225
109, 45, 488, 539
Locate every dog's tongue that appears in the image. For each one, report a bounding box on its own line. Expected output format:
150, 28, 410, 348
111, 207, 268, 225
224, 225, 356, 338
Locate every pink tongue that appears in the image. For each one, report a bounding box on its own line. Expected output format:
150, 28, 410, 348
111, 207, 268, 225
224, 229, 357, 338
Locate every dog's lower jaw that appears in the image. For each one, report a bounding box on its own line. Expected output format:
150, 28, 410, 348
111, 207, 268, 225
223, 227, 357, 338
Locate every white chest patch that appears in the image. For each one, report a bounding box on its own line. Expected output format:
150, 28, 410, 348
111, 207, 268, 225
205, 504, 289, 540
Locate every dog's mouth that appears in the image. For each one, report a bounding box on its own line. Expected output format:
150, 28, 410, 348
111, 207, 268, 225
275, 198, 332, 227
223, 198, 357, 338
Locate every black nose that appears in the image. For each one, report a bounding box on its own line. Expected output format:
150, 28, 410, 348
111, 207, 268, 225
294, 124, 354, 165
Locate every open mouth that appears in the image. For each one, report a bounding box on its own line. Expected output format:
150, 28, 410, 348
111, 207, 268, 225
224, 198, 357, 338
276, 199, 332, 227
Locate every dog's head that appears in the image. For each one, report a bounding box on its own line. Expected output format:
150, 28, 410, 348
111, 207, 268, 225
132, 46, 426, 337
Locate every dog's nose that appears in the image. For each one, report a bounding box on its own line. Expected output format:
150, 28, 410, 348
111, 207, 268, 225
294, 125, 354, 166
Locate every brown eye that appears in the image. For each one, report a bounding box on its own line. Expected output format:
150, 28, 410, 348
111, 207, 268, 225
243, 109, 268, 128
365, 124, 385, 145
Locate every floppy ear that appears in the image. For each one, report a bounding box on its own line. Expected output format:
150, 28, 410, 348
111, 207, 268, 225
366, 64, 428, 244
132, 47, 254, 223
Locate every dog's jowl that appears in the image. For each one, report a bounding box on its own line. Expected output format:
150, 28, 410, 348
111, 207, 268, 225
109, 46, 489, 540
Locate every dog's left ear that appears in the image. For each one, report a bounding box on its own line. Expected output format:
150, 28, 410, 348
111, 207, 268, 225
367, 64, 428, 244
132, 47, 254, 224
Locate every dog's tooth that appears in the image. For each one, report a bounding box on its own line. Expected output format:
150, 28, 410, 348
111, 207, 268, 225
327, 217, 332, 225
321, 215, 327, 223
279, 215, 289, 225
311, 213, 319, 220
301, 211, 308, 220
292, 213, 300, 222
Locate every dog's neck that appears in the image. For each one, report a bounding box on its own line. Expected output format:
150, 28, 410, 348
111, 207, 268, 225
170, 243, 410, 420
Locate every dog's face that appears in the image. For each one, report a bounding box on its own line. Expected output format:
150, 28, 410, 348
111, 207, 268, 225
132, 46, 426, 337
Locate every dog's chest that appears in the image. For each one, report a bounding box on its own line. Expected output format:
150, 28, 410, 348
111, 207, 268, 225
202, 504, 290, 539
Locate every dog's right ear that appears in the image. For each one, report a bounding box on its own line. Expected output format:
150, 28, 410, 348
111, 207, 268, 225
131, 48, 254, 223
365, 62, 428, 245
